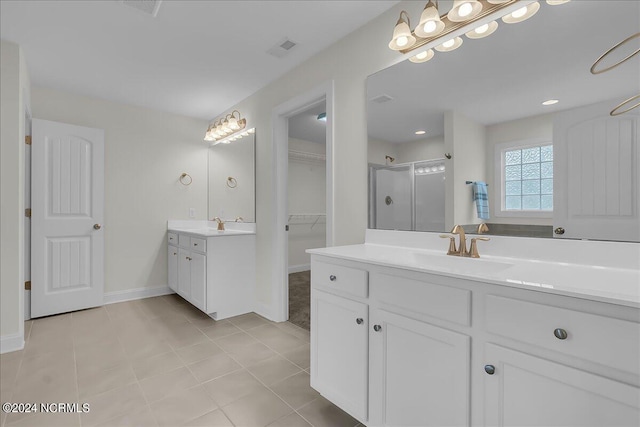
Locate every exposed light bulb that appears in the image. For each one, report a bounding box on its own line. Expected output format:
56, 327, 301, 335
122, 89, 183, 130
396, 36, 408, 47
423, 20, 437, 33
512, 6, 527, 18
458, 2, 473, 17
443, 39, 455, 48
475, 23, 489, 34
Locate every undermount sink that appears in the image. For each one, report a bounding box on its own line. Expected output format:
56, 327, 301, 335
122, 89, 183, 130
410, 252, 515, 276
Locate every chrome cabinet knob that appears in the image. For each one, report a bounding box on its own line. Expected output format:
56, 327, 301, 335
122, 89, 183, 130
484, 365, 495, 375
329, 275, 336, 281
93, 224, 101, 230
554, 227, 565, 235
356, 318, 364, 325
554, 328, 568, 340
373, 325, 382, 332
186, 257, 192, 261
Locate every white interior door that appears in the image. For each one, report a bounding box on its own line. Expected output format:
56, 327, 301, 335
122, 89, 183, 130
31, 119, 104, 318
554, 100, 639, 241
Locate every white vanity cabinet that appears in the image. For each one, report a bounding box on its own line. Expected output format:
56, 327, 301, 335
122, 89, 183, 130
167, 229, 255, 320
309, 253, 640, 427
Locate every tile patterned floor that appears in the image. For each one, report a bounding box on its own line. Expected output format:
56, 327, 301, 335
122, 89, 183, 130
0, 295, 360, 427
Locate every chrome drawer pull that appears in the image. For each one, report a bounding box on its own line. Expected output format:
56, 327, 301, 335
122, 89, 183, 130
356, 318, 364, 325
554, 328, 568, 340
329, 275, 336, 281
484, 365, 495, 375
373, 324, 382, 332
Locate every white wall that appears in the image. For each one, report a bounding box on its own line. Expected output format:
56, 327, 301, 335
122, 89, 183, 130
486, 113, 554, 225
396, 135, 445, 164
0, 40, 29, 351
31, 86, 209, 295
218, 2, 411, 306
368, 138, 397, 165
288, 138, 326, 271
445, 111, 486, 230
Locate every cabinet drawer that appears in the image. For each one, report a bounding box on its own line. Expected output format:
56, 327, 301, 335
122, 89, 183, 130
370, 272, 470, 326
312, 260, 368, 298
168, 232, 178, 245
486, 295, 640, 375
178, 234, 190, 248
191, 237, 206, 253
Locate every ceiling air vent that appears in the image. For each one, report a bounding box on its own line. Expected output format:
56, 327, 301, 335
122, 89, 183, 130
267, 38, 298, 58
121, 0, 162, 17
370, 94, 394, 104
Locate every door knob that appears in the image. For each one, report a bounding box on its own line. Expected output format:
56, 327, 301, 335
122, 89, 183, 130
484, 365, 495, 375
553, 328, 568, 340
93, 224, 101, 230
554, 227, 565, 235
356, 318, 364, 325
373, 325, 382, 332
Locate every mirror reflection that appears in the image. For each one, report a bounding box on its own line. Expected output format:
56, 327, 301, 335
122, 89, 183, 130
208, 133, 256, 222
367, 0, 639, 241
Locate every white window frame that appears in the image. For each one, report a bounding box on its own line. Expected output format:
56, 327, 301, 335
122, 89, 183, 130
494, 137, 553, 219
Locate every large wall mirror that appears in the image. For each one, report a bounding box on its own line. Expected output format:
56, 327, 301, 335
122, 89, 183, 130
367, 0, 639, 242
208, 133, 256, 222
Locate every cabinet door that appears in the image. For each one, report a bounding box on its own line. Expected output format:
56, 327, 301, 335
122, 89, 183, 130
168, 245, 178, 292
369, 309, 470, 427
311, 289, 368, 422
177, 248, 191, 299
190, 252, 206, 312
483, 344, 640, 427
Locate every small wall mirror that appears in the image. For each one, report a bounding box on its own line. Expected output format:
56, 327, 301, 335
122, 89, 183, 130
367, 1, 639, 241
208, 133, 256, 222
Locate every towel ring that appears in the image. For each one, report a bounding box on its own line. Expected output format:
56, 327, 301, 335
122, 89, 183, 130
227, 177, 237, 188
590, 33, 640, 75
610, 94, 640, 116
179, 173, 193, 186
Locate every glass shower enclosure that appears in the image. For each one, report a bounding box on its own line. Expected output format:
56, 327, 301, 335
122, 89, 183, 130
369, 159, 445, 232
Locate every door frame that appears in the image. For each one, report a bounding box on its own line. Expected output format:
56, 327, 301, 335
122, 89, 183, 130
271, 81, 334, 322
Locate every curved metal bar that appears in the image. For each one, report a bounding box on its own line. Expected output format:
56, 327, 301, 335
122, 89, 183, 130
610, 94, 640, 116
590, 33, 640, 75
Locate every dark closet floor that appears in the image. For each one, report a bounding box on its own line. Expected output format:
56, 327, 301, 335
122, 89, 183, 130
288, 270, 310, 330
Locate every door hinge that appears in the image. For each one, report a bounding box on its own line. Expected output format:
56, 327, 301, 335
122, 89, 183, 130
25, 135, 32, 145
25, 281, 31, 290
25, 208, 31, 218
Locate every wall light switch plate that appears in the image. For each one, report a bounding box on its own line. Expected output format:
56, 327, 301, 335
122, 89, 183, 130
189, 208, 196, 218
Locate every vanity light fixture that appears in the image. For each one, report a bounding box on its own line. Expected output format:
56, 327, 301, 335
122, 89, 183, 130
502, 2, 540, 24
204, 110, 247, 143
435, 36, 463, 52
211, 127, 255, 146
542, 99, 559, 105
391, 1, 567, 64
465, 20, 498, 39
409, 49, 435, 63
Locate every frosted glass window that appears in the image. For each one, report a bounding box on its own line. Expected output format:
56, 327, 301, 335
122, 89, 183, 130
503, 144, 553, 211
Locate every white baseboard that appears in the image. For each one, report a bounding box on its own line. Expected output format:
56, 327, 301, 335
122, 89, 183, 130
254, 300, 276, 322
104, 286, 175, 305
288, 264, 310, 274
0, 332, 25, 354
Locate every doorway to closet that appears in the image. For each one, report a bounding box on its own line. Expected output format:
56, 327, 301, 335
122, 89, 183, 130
286, 101, 327, 330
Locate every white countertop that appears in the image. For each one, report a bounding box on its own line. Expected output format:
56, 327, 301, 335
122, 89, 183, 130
168, 220, 256, 238
308, 231, 640, 308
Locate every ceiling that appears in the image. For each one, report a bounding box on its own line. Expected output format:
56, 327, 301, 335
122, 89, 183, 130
288, 101, 327, 144
0, 0, 398, 120
367, 0, 640, 143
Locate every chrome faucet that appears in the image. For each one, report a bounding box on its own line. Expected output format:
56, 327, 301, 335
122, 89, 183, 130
212, 217, 225, 231
450, 225, 467, 256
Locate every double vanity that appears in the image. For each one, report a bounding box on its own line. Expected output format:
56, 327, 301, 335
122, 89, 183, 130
167, 220, 255, 320
308, 229, 640, 427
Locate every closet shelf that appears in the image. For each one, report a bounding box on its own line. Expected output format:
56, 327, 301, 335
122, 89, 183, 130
289, 150, 326, 163
288, 213, 326, 229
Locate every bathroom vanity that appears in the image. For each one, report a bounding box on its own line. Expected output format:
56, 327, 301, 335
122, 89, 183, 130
167, 220, 255, 320
308, 230, 640, 427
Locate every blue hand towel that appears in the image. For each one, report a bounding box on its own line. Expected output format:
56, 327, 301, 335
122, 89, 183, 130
472, 182, 489, 220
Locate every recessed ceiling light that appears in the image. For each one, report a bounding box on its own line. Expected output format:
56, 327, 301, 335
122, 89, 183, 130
415, 130, 426, 135
542, 99, 559, 106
